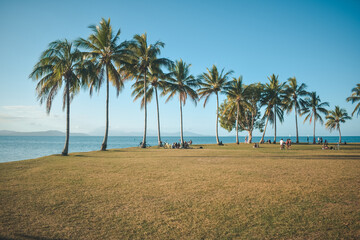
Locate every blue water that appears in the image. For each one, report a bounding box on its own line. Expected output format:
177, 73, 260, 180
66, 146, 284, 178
0, 135, 359, 163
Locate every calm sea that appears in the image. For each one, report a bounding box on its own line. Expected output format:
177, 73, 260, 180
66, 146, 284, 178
0, 135, 359, 163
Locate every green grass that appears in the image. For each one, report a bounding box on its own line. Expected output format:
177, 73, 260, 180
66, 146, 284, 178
1, 143, 360, 239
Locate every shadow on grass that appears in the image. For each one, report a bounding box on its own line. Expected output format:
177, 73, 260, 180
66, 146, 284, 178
273, 154, 360, 160
110, 149, 125, 152
73, 154, 89, 158
0, 236, 13, 240
163, 154, 360, 161
0, 234, 67, 240
338, 147, 360, 151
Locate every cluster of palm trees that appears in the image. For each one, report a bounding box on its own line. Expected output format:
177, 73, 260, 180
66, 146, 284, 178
219, 74, 358, 145
30, 18, 360, 155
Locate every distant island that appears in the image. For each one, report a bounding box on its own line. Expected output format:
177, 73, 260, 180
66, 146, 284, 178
0, 130, 88, 137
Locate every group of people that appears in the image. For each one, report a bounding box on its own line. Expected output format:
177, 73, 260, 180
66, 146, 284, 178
164, 140, 193, 149
279, 138, 292, 150
321, 139, 330, 150
259, 139, 276, 144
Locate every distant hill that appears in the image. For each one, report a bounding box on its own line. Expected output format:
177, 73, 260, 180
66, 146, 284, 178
89, 128, 204, 137
0, 130, 88, 136
160, 131, 204, 137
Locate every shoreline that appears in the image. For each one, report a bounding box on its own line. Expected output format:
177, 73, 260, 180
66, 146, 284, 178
1, 142, 359, 164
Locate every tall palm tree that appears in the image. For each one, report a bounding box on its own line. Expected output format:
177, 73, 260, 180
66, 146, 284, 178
164, 59, 198, 147
259, 100, 274, 143
29, 39, 93, 156
325, 106, 351, 143
131, 69, 171, 146
198, 65, 233, 145
346, 83, 360, 117
223, 76, 249, 144
260, 74, 285, 143
76, 18, 130, 151
301, 92, 329, 144
283, 77, 308, 143
128, 33, 172, 148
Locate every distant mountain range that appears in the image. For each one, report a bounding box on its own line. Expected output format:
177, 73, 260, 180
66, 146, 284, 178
89, 129, 204, 137
0, 130, 203, 137
0, 130, 88, 136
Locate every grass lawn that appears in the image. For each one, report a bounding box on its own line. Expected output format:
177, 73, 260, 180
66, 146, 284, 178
1, 143, 360, 239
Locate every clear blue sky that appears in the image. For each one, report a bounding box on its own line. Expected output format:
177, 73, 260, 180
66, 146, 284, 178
0, 0, 359, 137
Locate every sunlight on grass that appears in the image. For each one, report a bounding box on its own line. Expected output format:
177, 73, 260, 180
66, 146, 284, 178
1, 143, 359, 239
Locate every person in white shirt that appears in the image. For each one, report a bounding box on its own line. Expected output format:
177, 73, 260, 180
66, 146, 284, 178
279, 139, 285, 150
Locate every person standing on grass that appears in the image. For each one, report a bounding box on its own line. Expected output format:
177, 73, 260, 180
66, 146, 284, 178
280, 139, 285, 150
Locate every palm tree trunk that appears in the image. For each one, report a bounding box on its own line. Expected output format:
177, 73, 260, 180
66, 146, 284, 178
249, 110, 254, 144
141, 70, 147, 148
274, 105, 277, 143
248, 130, 253, 143
295, 105, 299, 143
179, 95, 184, 147
155, 87, 162, 146
236, 104, 239, 144
101, 67, 109, 151
62, 80, 70, 156
313, 118, 316, 144
338, 126, 342, 143
216, 92, 220, 145
260, 114, 270, 143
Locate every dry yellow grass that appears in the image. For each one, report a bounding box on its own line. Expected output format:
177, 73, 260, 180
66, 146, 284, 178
1, 143, 360, 239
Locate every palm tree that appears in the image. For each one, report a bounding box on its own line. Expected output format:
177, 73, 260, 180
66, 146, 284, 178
223, 76, 249, 144
259, 101, 273, 143
29, 39, 93, 156
131, 69, 171, 146
164, 59, 198, 147
76, 18, 130, 151
128, 33, 172, 148
198, 65, 233, 145
325, 106, 351, 143
301, 92, 329, 144
283, 77, 308, 143
346, 83, 360, 117
260, 74, 285, 143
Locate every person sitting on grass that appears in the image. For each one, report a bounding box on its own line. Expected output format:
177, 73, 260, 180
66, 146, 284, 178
322, 140, 329, 150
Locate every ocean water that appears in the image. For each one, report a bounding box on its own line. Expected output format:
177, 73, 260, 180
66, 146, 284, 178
0, 135, 359, 163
